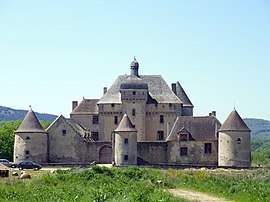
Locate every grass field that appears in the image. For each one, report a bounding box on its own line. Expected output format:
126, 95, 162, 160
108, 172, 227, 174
0, 166, 269, 202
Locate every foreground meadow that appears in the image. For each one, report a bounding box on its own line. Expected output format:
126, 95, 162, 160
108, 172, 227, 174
0, 166, 269, 201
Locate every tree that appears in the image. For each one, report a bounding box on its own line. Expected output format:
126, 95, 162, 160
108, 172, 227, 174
0, 120, 21, 161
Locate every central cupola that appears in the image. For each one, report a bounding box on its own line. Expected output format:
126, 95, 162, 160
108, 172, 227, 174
130, 57, 139, 77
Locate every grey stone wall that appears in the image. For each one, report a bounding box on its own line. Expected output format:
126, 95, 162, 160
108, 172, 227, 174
137, 142, 168, 164
14, 132, 48, 164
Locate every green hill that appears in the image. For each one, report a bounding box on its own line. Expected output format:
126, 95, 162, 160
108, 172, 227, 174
0, 106, 57, 122
244, 118, 270, 139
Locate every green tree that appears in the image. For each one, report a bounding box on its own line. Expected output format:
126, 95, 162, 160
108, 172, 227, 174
0, 120, 21, 161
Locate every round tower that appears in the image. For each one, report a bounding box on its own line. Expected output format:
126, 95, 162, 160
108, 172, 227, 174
114, 114, 137, 166
14, 107, 48, 164
218, 109, 251, 167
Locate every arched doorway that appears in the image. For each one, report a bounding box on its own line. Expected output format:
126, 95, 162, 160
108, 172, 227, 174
99, 145, 112, 163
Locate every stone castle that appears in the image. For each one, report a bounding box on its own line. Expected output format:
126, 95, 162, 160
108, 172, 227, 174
14, 58, 251, 167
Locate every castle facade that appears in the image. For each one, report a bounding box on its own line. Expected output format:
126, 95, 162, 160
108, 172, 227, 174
14, 58, 251, 167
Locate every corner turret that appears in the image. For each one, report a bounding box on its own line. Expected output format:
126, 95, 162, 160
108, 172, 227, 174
114, 114, 137, 166
14, 107, 48, 164
218, 109, 251, 167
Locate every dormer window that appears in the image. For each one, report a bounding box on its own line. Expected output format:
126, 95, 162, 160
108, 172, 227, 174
179, 134, 188, 141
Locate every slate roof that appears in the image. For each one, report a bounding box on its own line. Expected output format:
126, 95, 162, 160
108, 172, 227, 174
114, 114, 137, 132
166, 116, 221, 141
219, 110, 251, 132
70, 99, 99, 115
98, 75, 182, 104
16, 109, 45, 133
175, 81, 193, 107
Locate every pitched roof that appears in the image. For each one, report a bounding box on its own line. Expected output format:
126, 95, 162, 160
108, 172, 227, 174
175, 81, 193, 107
47, 115, 94, 141
114, 114, 137, 132
16, 109, 45, 133
98, 75, 182, 104
166, 116, 221, 141
219, 110, 251, 132
70, 99, 99, 115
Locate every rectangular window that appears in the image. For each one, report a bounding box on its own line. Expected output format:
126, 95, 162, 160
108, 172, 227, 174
160, 115, 164, 123
124, 155, 128, 161
204, 143, 212, 154
124, 138, 128, 144
180, 147, 188, 156
92, 132, 99, 141
132, 109, 136, 116
157, 131, 164, 140
93, 115, 99, 124
114, 116, 118, 125
62, 130, 66, 135
179, 134, 188, 141
111, 103, 115, 108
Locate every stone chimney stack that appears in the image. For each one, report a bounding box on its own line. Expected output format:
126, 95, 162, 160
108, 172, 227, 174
103, 87, 107, 95
171, 83, 176, 94
72, 101, 78, 111
209, 111, 216, 117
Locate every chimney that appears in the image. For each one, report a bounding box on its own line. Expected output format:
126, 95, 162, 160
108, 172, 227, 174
103, 87, 107, 95
72, 101, 78, 111
171, 83, 176, 94
209, 111, 216, 117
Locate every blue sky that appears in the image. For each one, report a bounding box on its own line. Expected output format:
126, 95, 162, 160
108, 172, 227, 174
0, 0, 269, 122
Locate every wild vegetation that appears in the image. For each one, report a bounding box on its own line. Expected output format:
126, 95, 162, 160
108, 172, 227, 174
251, 138, 270, 166
0, 166, 269, 202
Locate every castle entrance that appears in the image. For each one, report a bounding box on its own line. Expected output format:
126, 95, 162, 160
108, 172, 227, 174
99, 145, 112, 163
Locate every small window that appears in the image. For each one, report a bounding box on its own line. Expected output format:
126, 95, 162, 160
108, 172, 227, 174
133, 91, 136, 95
160, 115, 164, 123
132, 109, 136, 116
179, 134, 188, 141
124, 155, 128, 161
237, 138, 242, 144
204, 143, 212, 154
26, 150, 30, 155
111, 104, 115, 108
92, 132, 99, 141
62, 130, 66, 135
114, 116, 118, 125
124, 138, 128, 144
180, 147, 188, 156
93, 115, 99, 124
169, 103, 172, 108
26, 136, 30, 140
157, 131, 164, 140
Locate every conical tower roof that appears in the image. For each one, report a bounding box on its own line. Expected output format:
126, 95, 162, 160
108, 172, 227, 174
16, 108, 45, 133
219, 109, 250, 132
114, 114, 137, 132
175, 82, 193, 107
